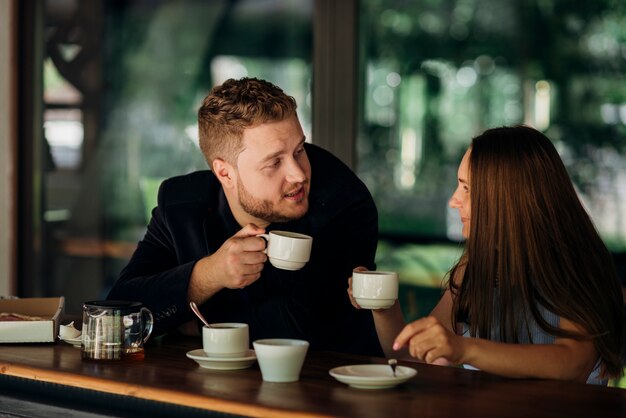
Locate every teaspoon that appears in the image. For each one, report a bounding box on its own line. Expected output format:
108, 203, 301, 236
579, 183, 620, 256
189, 301, 211, 328
388, 358, 398, 377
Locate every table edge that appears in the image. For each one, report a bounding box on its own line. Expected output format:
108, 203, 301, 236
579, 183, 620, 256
0, 360, 335, 418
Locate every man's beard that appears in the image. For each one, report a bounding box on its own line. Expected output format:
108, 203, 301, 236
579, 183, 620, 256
237, 180, 307, 223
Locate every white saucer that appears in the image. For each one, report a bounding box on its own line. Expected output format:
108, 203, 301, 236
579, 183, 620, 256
186, 349, 257, 370
58, 336, 82, 348
329, 364, 417, 389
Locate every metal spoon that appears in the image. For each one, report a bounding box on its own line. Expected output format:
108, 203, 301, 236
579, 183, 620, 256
189, 301, 211, 328
388, 358, 398, 377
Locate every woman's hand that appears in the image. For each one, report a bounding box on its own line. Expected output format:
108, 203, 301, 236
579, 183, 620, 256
348, 266, 409, 358
393, 316, 460, 366
347, 266, 368, 309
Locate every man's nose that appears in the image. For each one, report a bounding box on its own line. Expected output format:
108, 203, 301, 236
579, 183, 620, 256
285, 159, 306, 183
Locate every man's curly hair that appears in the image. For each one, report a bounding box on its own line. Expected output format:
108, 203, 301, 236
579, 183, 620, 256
198, 77, 297, 165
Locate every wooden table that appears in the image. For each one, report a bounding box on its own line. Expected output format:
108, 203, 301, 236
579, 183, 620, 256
0, 334, 624, 418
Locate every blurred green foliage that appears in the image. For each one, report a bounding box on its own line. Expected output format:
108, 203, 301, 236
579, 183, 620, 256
359, 0, 626, 251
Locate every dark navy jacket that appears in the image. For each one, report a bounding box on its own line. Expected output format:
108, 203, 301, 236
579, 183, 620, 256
108, 143, 383, 356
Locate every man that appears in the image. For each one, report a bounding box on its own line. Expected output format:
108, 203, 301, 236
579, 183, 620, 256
107, 77, 382, 356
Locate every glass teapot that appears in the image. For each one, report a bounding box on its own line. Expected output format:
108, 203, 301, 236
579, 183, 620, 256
82, 300, 153, 361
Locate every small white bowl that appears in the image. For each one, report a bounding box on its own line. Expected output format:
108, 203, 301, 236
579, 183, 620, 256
252, 338, 309, 382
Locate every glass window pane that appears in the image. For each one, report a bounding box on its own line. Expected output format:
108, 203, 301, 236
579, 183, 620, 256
41, 0, 312, 313
359, 0, 626, 320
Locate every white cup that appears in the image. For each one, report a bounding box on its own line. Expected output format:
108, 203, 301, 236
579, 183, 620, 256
253, 338, 309, 382
202, 323, 249, 358
352, 270, 399, 309
257, 231, 313, 271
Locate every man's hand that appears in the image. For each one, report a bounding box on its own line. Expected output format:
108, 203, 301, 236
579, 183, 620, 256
189, 224, 268, 303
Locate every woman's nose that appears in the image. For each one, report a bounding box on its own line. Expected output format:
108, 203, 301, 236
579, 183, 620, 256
449, 193, 461, 209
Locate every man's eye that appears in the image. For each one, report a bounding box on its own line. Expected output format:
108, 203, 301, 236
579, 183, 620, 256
268, 159, 281, 168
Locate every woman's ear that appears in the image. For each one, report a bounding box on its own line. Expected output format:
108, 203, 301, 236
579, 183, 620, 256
212, 158, 236, 189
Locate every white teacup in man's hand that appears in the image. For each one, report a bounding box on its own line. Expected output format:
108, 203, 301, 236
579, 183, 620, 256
257, 231, 313, 271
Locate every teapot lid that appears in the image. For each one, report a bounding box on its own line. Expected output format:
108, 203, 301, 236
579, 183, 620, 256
84, 300, 143, 314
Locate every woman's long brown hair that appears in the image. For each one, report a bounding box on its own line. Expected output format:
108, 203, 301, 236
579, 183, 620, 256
449, 125, 624, 377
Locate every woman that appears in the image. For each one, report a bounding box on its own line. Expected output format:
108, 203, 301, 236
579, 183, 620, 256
350, 125, 624, 384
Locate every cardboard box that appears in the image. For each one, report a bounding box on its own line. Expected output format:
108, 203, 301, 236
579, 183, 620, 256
0, 297, 65, 343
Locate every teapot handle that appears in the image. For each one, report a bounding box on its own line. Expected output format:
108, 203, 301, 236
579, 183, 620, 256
141, 307, 154, 343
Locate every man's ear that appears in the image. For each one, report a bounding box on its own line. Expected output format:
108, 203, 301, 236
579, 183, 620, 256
212, 158, 236, 189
